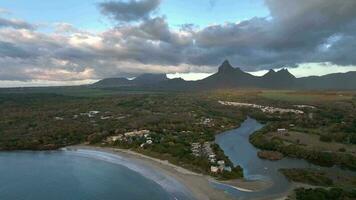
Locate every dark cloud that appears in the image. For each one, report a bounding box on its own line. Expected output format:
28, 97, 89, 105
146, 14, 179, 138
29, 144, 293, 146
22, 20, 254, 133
187, 0, 356, 70
99, 0, 160, 23
0, 41, 34, 58
0, 17, 35, 30
98, 0, 356, 71
1, 0, 356, 82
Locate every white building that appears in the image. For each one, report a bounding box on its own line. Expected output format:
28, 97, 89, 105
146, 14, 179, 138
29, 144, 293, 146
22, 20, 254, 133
210, 166, 219, 173
217, 160, 225, 166
277, 128, 287, 133
124, 130, 150, 137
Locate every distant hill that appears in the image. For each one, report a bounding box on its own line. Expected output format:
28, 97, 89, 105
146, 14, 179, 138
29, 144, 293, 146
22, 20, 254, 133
93, 73, 168, 88
133, 73, 168, 84
93, 78, 132, 87
260, 68, 296, 89
297, 71, 356, 90
93, 60, 356, 90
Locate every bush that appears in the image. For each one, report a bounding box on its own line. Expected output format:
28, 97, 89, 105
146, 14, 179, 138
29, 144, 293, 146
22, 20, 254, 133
295, 188, 356, 200
320, 135, 332, 142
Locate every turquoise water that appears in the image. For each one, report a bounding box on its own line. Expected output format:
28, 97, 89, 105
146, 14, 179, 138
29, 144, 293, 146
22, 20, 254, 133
0, 150, 194, 200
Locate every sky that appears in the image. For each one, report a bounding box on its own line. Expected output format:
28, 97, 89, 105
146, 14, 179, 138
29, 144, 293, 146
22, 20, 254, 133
1, 0, 356, 87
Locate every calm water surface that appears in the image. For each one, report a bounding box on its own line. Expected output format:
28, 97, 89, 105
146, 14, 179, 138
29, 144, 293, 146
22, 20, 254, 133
0, 150, 194, 200
215, 117, 315, 199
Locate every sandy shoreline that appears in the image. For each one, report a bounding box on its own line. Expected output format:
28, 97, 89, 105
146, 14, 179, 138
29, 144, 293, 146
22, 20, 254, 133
67, 145, 275, 200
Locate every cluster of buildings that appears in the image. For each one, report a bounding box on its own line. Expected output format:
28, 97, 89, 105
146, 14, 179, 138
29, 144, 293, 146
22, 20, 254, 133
219, 101, 304, 114
191, 142, 217, 161
55, 110, 103, 121
80, 111, 101, 118
106, 130, 153, 147
55, 110, 129, 123
198, 118, 213, 126
294, 105, 316, 109
191, 142, 231, 173
191, 142, 201, 157
210, 160, 231, 173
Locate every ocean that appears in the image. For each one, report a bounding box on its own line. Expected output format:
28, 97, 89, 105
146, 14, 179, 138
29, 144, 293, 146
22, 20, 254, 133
0, 150, 194, 200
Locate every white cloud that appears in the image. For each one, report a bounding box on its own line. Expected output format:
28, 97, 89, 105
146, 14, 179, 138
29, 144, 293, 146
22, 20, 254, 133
0, 79, 97, 88
167, 72, 213, 81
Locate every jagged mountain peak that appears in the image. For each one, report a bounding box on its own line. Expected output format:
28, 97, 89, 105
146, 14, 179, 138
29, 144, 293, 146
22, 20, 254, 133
263, 68, 295, 79
218, 60, 234, 73
264, 69, 276, 77
276, 68, 295, 78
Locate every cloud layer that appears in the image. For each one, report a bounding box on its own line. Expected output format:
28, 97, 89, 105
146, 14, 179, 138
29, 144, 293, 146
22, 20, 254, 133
99, 0, 161, 22
1, 0, 356, 83
0, 17, 35, 30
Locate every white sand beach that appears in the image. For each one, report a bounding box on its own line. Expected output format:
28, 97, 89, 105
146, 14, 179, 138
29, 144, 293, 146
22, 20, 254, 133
68, 145, 275, 200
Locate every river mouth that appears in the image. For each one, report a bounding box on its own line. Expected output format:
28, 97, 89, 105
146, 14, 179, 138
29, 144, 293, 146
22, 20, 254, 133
214, 117, 323, 199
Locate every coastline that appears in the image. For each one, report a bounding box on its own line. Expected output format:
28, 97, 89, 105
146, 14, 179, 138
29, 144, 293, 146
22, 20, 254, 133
67, 145, 272, 200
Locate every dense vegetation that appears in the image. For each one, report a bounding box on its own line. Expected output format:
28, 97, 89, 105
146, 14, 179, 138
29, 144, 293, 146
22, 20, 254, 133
0, 89, 246, 178
245, 93, 356, 171
1, 88, 356, 181
280, 169, 334, 186
250, 124, 356, 170
295, 188, 356, 200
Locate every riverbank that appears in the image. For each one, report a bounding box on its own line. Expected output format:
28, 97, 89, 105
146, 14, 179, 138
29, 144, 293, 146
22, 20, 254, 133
257, 151, 284, 161
68, 145, 272, 200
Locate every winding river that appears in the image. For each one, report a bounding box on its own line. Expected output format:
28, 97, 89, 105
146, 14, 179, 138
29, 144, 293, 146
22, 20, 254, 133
214, 117, 355, 200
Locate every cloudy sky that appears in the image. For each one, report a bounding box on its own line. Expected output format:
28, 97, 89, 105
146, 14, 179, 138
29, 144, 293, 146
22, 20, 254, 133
1, 0, 356, 87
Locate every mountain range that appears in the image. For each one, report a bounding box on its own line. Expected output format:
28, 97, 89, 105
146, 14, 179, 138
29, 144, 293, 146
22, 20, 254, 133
93, 60, 356, 90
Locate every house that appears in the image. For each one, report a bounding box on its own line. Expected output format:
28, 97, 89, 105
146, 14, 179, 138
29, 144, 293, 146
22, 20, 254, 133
89, 111, 100, 115
277, 128, 287, 133
208, 154, 216, 159
107, 135, 123, 142
124, 130, 150, 137
101, 116, 112, 120
54, 117, 64, 121
217, 160, 225, 166
218, 165, 225, 172
210, 166, 219, 173
88, 111, 100, 118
